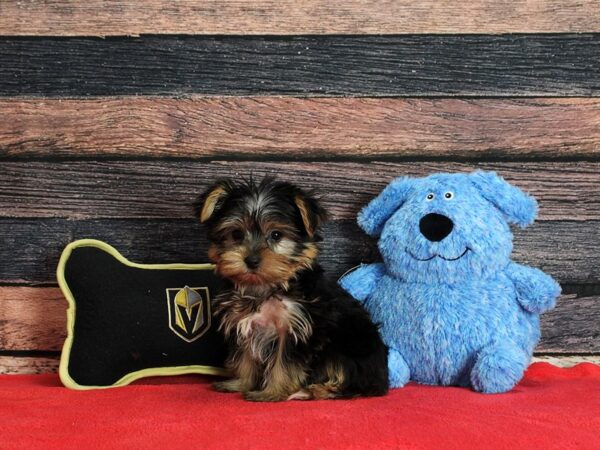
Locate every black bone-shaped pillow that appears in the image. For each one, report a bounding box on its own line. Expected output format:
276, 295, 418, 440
57, 239, 228, 389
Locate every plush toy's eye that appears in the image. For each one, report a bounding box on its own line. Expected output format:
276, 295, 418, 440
269, 230, 283, 242
444, 192, 454, 200
426, 193, 435, 201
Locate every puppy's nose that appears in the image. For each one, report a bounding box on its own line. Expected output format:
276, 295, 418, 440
419, 213, 454, 242
244, 254, 261, 270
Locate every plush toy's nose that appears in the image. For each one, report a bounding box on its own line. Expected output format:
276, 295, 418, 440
419, 213, 454, 242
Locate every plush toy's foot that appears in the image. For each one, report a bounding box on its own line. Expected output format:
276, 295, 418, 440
471, 344, 528, 394
388, 348, 410, 388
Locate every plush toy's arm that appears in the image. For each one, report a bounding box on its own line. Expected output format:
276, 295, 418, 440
338, 263, 386, 303
505, 262, 561, 314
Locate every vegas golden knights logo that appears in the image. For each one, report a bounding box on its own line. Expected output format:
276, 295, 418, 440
166, 286, 211, 343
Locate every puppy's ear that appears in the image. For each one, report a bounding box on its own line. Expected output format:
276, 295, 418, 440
294, 191, 328, 238
194, 180, 233, 223
469, 171, 538, 228
358, 176, 414, 237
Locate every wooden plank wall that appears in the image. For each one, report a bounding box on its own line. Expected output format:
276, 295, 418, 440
0, 1, 599, 373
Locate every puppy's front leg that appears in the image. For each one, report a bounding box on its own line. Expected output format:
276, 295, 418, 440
213, 378, 250, 393
214, 349, 258, 393
244, 345, 306, 402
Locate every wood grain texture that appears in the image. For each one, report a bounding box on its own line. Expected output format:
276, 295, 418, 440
2, 98, 600, 159
1, 35, 599, 96
541, 291, 600, 353
1, 219, 597, 285
0, 286, 597, 353
0, 355, 59, 374
0, 287, 67, 352
1, 161, 598, 221
2, 1, 600, 35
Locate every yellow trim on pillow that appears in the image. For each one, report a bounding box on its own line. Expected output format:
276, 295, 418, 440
57, 239, 229, 390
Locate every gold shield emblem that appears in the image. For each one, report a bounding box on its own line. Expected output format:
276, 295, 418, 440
166, 286, 211, 342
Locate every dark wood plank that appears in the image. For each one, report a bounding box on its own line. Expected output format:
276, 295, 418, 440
3, 98, 600, 159
0, 161, 597, 221
541, 286, 600, 353
0, 286, 597, 353
0, 355, 59, 374
1, 35, 598, 96
2, 1, 599, 35
0, 218, 597, 285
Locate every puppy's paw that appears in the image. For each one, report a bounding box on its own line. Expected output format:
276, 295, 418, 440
213, 379, 245, 393
287, 389, 312, 401
244, 390, 287, 402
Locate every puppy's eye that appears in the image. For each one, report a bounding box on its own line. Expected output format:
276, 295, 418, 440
269, 230, 283, 242
230, 229, 244, 242
426, 193, 435, 201
444, 192, 454, 200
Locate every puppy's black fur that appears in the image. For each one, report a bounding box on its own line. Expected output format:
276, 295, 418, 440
195, 177, 388, 401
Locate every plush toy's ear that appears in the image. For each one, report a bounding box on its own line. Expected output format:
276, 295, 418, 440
469, 171, 538, 228
193, 180, 234, 223
357, 176, 415, 237
294, 191, 328, 238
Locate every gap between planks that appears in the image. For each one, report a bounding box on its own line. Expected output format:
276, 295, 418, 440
1, 1, 599, 35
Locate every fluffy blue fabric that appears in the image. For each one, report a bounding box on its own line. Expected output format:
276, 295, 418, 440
339, 171, 561, 393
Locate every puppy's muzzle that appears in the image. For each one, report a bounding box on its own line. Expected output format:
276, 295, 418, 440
419, 213, 454, 242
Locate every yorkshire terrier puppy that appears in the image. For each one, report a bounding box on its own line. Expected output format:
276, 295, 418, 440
195, 177, 388, 402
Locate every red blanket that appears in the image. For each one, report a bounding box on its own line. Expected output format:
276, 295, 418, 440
1, 363, 599, 449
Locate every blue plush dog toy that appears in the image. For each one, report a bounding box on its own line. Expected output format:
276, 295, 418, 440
340, 171, 561, 393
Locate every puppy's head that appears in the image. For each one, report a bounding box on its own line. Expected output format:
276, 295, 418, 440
195, 177, 327, 288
